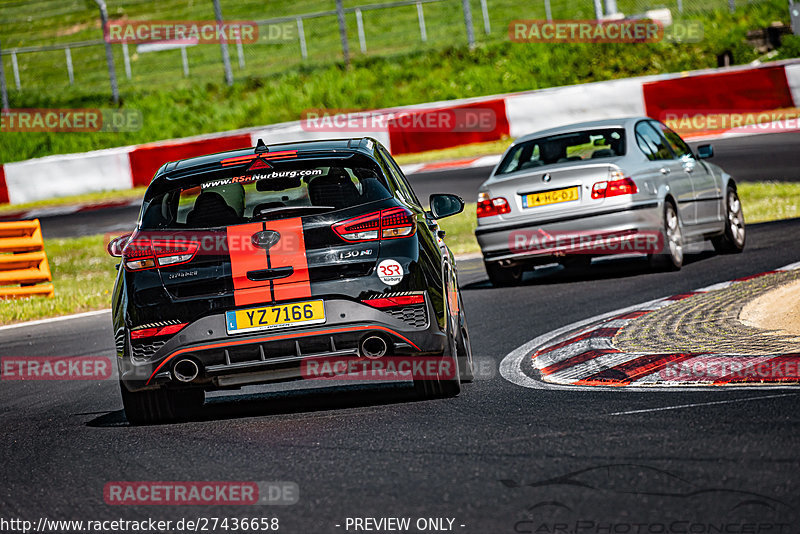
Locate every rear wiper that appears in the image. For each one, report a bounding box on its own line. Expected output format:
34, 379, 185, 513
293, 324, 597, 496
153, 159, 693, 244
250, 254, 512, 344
253, 205, 335, 220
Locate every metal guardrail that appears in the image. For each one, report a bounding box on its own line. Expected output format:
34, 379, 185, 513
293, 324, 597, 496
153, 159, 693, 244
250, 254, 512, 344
0, 219, 54, 299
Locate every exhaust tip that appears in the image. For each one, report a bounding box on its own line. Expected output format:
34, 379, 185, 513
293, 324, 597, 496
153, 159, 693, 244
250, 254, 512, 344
360, 335, 388, 359
173, 359, 200, 383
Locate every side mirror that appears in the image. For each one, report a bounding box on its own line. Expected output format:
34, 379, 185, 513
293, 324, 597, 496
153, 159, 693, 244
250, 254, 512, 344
696, 144, 714, 159
429, 194, 464, 219
107, 233, 132, 258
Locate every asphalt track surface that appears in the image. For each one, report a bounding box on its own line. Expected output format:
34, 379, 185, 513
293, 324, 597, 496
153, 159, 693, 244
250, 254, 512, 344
38, 131, 800, 239
2, 216, 800, 531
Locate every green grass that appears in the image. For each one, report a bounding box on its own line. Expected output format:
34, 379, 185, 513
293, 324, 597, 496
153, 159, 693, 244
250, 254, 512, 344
738, 182, 800, 223
0, 235, 117, 324
0, 181, 796, 325
1, 1, 793, 165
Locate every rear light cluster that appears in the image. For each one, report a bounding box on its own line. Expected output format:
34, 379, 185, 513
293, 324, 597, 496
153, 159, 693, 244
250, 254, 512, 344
477, 192, 511, 218
130, 322, 188, 339
591, 172, 638, 200
123, 237, 199, 271
333, 207, 416, 242
362, 294, 425, 309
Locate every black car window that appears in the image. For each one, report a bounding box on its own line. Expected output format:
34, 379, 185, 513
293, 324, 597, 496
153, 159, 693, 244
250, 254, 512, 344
651, 120, 694, 159
140, 155, 392, 229
496, 128, 625, 175
379, 146, 422, 209
634, 121, 674, 161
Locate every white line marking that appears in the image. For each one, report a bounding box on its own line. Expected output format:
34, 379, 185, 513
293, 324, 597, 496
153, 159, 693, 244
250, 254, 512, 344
606, 393, 797, 416
0, 309, 111, 332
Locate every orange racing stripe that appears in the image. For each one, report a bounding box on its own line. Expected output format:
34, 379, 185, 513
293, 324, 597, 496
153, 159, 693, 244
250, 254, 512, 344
266, 217, 312, 302
227, 222, 269, 306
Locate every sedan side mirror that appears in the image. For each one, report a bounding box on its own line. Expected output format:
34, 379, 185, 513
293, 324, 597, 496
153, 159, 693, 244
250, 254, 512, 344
429, 194, 464, 219
696, 144, 714, 159
107, 233, 132, 257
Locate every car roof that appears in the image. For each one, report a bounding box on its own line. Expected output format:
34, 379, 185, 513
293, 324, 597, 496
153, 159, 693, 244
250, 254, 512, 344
514, 116, 649, 144
154, 137, 380, 180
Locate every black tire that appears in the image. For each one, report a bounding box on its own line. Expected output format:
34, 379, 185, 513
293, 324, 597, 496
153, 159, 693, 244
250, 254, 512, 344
711, 186, 745, 254
456, 293, 474, 383
648, 201, 683, 271
484, 261, 523, 287
414, 274, 461, 398
120, 380, 204, 425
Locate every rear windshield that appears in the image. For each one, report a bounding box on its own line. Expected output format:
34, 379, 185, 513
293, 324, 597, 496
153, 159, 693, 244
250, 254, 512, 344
140, 154, 392, 229
496, 128, 626, 175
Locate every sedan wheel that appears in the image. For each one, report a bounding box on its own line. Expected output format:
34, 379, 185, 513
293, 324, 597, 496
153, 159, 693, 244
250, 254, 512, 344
712, 186, 745, 253
649, 201, 683, 271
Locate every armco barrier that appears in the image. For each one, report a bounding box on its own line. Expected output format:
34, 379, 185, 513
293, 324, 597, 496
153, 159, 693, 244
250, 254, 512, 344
0, 219, 54, 298
129, 134, 253, 187
388, 99, 510, 154
643, 64, 795, 120
0, 165, 8, 205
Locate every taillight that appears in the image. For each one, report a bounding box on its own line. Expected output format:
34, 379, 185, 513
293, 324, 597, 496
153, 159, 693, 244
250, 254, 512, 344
130, 322, 188, 339
333, 207, 416, 242
122, 237, 199, 271
477, 192, 511, 218
362, 294, 425, 308
591, 174, 637, 199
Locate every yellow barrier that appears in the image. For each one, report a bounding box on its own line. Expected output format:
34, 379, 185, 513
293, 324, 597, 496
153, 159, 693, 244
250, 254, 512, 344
0, 219, 54, 298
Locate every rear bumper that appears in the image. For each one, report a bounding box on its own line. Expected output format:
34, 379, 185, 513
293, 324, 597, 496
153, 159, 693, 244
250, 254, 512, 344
476, 201, 662, 263
119, 296, 446, 392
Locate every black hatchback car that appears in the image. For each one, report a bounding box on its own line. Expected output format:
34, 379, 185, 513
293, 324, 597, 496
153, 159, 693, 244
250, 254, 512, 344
108, 137, 473, 424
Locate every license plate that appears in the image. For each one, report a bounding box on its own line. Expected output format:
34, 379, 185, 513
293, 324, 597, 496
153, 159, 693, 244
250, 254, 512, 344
225, 300, 325, 335
522, 186, 580, 208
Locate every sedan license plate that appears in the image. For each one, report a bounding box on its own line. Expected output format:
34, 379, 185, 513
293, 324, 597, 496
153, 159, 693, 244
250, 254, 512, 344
522, 186, 580, 208
225, 300, 325, 335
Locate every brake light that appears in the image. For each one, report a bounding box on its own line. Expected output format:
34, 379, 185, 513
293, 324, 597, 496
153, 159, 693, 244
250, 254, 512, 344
362, 294, 425, 308
333, 207, 416, 242
130, 322, 188, 339
122, 237, 200, 271
477, 192, 511, 218
591, 175, 637, 199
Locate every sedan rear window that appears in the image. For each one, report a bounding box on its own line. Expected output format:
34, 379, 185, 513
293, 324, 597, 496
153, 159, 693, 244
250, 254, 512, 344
140, 155, 392, 229
496, 128, 626, 175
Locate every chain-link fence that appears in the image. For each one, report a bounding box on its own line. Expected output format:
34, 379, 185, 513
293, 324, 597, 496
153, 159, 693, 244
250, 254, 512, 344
0, 0, 775, 101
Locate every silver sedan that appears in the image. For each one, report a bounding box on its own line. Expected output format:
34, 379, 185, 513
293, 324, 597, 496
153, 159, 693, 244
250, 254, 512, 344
475, 117, 745, 286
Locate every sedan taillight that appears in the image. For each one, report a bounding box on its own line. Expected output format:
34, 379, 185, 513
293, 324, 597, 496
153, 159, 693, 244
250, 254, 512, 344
477, 192, 511, 218
332, 207, 417, 242
591, 174, 638, 199
122, 237, 200, 271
